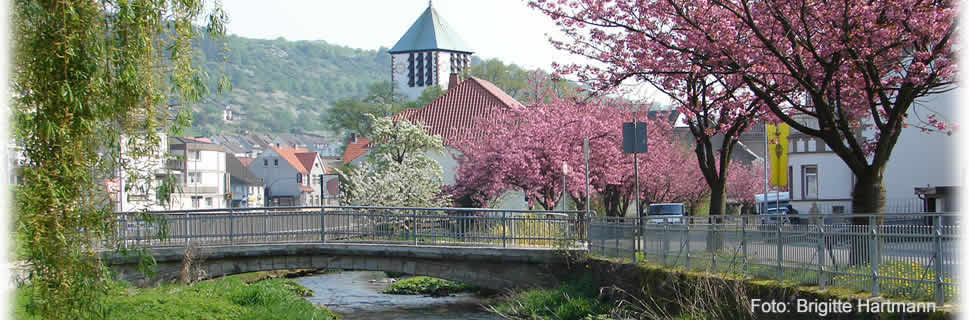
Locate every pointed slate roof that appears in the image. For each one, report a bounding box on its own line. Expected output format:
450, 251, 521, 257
389, 4, 473, 54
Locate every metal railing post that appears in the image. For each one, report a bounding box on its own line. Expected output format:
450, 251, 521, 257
711, 220, 716, 271
776, 221, 783, 280
742, 215, 748, 275
412, 209, 419, 246
263, 208, 269, 242
501, 211, 507, 248
228, 208, 234, 244
684, 220, 690, 270
663, 222, 669, 267
185, 211, 191, 244
869, 216, 879, 297
934, 215, 944, 304
817, 217, 826, 290
320, 206, 326, 243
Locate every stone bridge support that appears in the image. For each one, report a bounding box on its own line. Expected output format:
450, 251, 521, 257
103, 244, 582, 290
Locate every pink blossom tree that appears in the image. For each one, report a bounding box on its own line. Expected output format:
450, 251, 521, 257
528, 0, 957, 217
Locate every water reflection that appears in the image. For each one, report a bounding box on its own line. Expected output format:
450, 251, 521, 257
297, 271, 499, 320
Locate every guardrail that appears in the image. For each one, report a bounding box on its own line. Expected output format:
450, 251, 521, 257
588, 213, 959, 304
107, 206, 587, 250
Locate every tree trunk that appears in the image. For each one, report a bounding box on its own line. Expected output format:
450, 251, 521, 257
849, 172, 885, 266
706, 183, 727, 252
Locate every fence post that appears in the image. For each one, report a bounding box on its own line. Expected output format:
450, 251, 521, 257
684, 220, 690, 270
264, 208, 269, 242
711, 219, 716, 272
741, 215, 748, 275
640, 215, 646, 264
869, 216, 879, 297
817, 217, 825, 290
776, 221, 783, 280
185, 211, 191, 245
933, 215, 944, 304
501, 211, 507, 248
412, 209, 419, 246
663, 223, 669, 267
228, 207, 234, 244
320, 206, 326, 243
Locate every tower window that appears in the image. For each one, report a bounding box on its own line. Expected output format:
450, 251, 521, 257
416, 52, 425, 86
407, 53, 415, 87
425, 53, 433, 85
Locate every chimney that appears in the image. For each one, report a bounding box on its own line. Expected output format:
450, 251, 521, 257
349, 132, 357, 144
448, 73, 460, 91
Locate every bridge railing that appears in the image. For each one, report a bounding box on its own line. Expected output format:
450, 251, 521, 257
588, 213, 959, 304
106, 206, 587, 250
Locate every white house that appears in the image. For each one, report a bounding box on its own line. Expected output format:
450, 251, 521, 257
784, 90, 961, 213
247, 146, 323, 206
167, 137, 229, 210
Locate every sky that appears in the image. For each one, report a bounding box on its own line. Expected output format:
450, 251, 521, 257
220, 0, 669, 105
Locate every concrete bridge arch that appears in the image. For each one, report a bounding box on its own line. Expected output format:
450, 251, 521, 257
104, 243, 580, 290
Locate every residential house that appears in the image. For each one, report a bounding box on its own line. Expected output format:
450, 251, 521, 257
784, 90, 962, 213
295, 151, 328, 206
167, 137, 229, 210
109, 132, 172, 212
342, 135, 371, 165
226, 154, 264, 208
247, 146, 320, 206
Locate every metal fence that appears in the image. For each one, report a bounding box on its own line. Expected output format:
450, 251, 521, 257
107, 206, 585, 249
588, 213, 959, 304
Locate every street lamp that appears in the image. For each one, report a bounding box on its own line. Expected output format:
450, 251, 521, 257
561, 161, 569, 211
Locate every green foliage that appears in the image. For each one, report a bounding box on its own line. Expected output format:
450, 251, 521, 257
13, 1, 226, 318
17, 277, 337, 320
382, 276, 477, 295
831, 260, 957, 302
490, 274, 610, 320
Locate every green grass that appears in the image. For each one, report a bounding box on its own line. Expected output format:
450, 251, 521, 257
489, 274, 611, 320
15, 275, 338, 320
382, 276, 477, 295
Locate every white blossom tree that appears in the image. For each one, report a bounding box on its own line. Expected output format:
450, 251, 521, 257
336, 115, 450, 208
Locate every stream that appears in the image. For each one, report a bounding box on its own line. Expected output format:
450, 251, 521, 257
296, 271, 501, 320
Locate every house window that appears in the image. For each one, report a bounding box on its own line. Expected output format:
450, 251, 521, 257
788, 166, 794, 196
264, 159, 268, 167
205, 197, 213, 207
191, 196, 202, 209
274, 159, 279, 167
297, 173, 302, 184
832, 206, 845, 214
188, 172, 201, 184
802, 165, 818, 200
192, 150, 201, 160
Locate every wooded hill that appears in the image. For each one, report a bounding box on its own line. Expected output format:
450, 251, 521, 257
190, 33, 546, 137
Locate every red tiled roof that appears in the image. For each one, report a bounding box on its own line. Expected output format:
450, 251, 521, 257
295, 152, 319, 174
342, 137, 371, 164
238, 157, 254, 167
271, 146, 309, 174
390, 77, 523, 145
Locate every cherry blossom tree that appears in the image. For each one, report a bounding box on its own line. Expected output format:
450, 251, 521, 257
452, 101, 707, 216
726, 160, 766, 212
528, 0, 957, 217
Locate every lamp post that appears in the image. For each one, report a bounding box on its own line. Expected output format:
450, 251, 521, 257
561, 161, 569, 211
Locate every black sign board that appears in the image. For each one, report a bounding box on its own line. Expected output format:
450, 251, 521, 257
622, 122, 647, 153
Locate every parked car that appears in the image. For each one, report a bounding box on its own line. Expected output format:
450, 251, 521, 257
759, 207, 789, 224
645, 203, 685, 224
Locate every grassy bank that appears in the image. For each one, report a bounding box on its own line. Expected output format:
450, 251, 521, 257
489, 274, 611, 320
382, 276, 477, 296
488, 257, 954, 320
15, 274, 338, 320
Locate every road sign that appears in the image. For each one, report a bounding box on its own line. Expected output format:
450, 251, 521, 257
622, 122, 647, 153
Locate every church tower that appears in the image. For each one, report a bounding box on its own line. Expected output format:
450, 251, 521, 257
389, 2, 473, 100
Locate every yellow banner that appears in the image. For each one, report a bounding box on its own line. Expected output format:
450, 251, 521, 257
766, 123, 789, 186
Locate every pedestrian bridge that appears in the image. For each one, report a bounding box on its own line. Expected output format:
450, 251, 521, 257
101, 206, 587, 290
